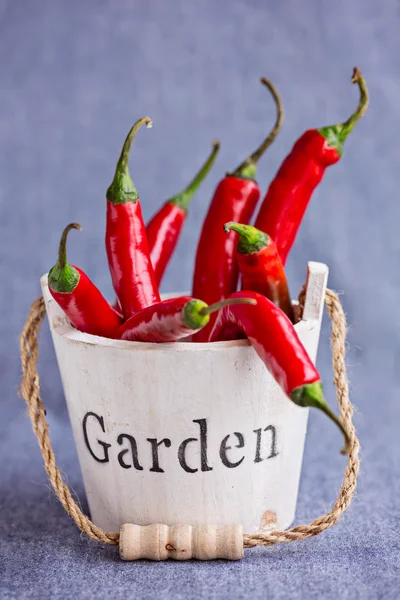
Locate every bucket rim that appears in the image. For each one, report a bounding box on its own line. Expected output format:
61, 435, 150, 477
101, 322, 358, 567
40, 274, 315, 352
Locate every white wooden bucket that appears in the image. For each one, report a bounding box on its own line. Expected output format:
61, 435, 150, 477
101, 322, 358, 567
41, 261, 328, 534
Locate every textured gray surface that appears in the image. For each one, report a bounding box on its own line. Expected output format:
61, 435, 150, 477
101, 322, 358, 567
1, 1, 399, 598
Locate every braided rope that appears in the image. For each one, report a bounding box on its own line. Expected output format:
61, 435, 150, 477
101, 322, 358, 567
20, 297, 119, 545
19, 289, 359, 550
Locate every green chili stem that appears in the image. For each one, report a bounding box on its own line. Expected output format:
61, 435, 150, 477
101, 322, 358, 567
199, 297, 257, 317
291, 381, 350, 454
170, 141, 220, 212
57, 223, 81, 270
339, 67, 369, 141
116, 117, 152, 173
107, 117, 153, 204
317, 402, 350, 455
232, 78, 284, 178
224, 221, 270, 254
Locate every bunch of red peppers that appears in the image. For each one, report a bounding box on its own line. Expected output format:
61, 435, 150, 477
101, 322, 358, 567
48, 68, 369, 453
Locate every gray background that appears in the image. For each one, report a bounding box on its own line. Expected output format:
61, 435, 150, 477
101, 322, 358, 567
1, 1, 399, 598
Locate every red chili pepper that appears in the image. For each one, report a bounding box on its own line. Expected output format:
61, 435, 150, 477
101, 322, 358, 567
192, 78, 284, 342
224, 222, 294, 322
147, 141, 220, 286
48, 224, 122, 338
118, 296, 256, 343
209, 290, 349, 451
110, 298, 122, 317
106, 117, 161, 319
255, 67, 369, 265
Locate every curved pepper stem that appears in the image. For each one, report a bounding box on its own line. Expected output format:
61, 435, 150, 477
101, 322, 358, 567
340, 67, 369, 138
232, 78, 284, 180
48, 223, 82, 293
170, 141, 220, 212
291, 381, 350, 454
224, 221, 270, 254
107, 116, 153, 205
58, 223, 82, 269
317, 402, 351, 456
182, 297, 257, 331
199, 296, 257, 316
318, 67, 369, 155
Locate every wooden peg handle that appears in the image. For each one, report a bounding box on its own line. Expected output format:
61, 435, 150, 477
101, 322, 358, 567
119, 523, 244, 561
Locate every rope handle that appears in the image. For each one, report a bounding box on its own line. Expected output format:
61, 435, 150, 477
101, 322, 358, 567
19, 290, 360, 551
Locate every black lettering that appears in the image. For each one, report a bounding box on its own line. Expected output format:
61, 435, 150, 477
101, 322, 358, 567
219, 432, 245, 468
117, 434, 143, 470
265, 425, 279, 459
254, 428, 262, 463
178, 438, 198, 473
254, 425, 279, 463
82, 412, 111, 463
193, 418, 213, 472
147, 438, 171, 473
